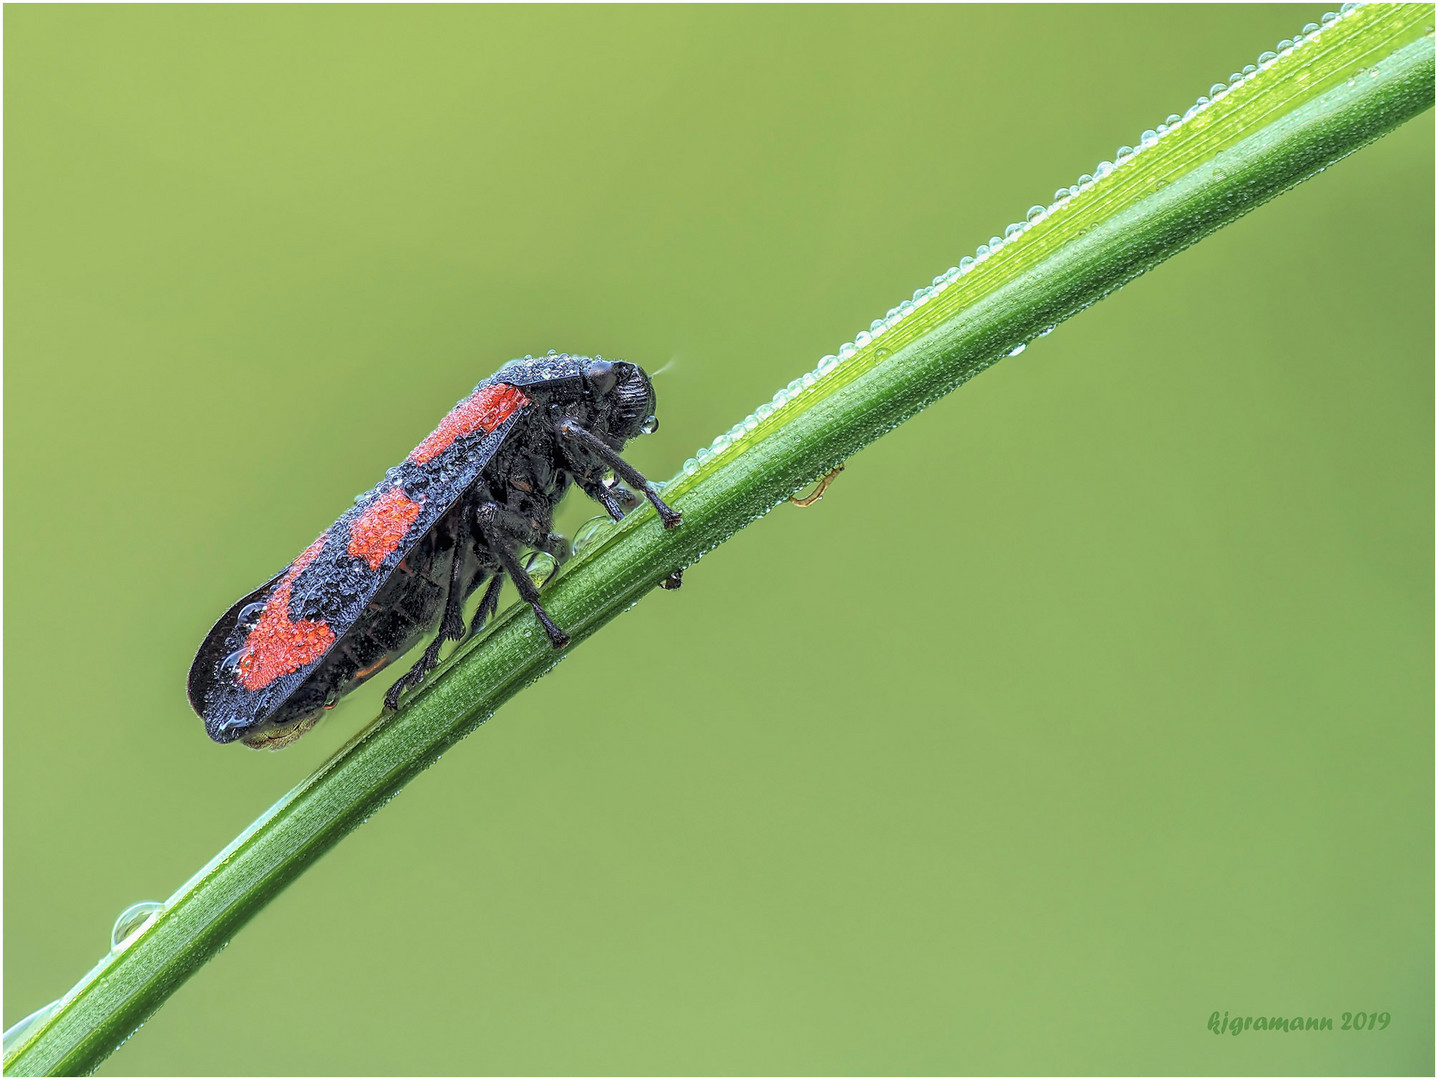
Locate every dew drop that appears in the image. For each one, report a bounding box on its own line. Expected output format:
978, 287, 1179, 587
959, 256, 975, 272
1115, 145, 1135, 162
524, 551, 557, 588
1209, 83, 1227, 98
1077, 173, 1094, 187
754, 403, 774, 421
816, 354, 839, 375
640, 414, 659, 435
869, 319, 885, 333
238, 602, 266, 625
111, 901, 164, 951
1094, 161, 1114, 178
1321, 11, 1338, 25
3, 1000, 61, 1054
838, 343, 857, 360
572, 516, 611, 556
1258, 51, 1277, 64
1007, 343, 1027, 356
222, 648, 248, 674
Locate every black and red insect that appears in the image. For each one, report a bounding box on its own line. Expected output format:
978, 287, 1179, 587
188, 353, 680, 749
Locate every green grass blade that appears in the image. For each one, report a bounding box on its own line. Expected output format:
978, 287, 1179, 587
5, 4, 1432, 1075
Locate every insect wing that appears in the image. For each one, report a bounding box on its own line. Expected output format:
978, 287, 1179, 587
190, 388, 532, 740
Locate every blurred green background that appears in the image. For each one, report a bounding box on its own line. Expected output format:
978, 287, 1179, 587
5, 5, 1432, 1075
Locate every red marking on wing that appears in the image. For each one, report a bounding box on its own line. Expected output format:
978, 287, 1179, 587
408, 383, 530, 465
234, 535, 336, 691
347, 487, 423, 571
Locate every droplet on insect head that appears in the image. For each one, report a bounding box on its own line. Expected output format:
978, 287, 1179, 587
223, 648, 248, 675
524, 551, 557, 588
641, 415, 659, 435
111, 901, 164, 952
3, 1000, 61, 1054
238, 602, 266, 626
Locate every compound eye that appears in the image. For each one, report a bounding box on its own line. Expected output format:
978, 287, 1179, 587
585, 360, 617, 395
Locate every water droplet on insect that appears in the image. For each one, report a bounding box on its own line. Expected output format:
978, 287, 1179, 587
3, 1000, 61, 1054
524, 551, 556, 588
572, 516, 611, 556
222, 648, 248, 674
640, 414, 659, 435
111, 901, 164, 951
238, 602, 266, 625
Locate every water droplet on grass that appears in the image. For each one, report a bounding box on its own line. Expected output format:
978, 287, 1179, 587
3, 1001, 61, 1054
111, 901, 164, 951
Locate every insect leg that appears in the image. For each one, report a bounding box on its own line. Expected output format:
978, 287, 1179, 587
467, 572, 504, 638
474, 502, 570, 649
554, 418, 681, 529
383, 538, 470, 712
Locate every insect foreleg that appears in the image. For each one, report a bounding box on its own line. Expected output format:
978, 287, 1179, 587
474, 502, 570, 649
554, 418, 682, 529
